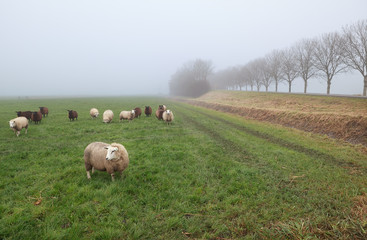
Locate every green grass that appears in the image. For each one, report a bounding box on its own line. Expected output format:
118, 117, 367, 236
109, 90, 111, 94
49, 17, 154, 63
0, 96, 366, 239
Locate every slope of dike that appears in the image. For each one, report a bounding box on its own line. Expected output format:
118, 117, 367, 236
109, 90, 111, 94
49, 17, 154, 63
178, 91, 367, 147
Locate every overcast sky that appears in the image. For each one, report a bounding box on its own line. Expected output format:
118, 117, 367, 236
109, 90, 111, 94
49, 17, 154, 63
1, 0, 366, 97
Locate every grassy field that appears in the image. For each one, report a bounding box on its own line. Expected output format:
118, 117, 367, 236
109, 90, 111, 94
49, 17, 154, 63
0, 96, 366, 239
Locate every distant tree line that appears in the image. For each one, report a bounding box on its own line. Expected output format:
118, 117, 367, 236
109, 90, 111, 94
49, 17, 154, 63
169, 59, 213, 97
209, 19, 367, 96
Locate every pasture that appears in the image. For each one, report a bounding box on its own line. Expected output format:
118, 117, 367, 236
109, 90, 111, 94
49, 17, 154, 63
0, 96, 366, 239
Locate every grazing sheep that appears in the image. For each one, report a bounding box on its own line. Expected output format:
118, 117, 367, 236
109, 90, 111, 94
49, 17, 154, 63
159, 105, 167, 111
155, 109, 164, 120
103, 110, 114, 123
90, 108, 99, 119
134, 107, 142, 118
84, 142, 129, 181
9, 117, 28, 137
16, 111, 33, 121
67, 110, 78, 121
31, 111, 42, 124
119, 110, 135, 122
162, 110, 174, 125
39, 107, 48, 117
144, 106, 152, 117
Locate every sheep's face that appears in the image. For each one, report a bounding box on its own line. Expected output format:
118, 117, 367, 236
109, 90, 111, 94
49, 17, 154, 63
9, 120, 15, 128
95, 113, 99, 117
105, 146, 119, 161
166, 110, 171, 115
131, 110, 135, 115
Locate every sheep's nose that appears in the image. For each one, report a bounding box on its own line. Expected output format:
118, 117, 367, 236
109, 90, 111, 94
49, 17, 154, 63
106, 157, 109, 160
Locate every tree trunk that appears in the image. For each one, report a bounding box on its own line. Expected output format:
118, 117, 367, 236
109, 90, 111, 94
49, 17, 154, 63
275, 81, 278, 92
304, 80, 307, 93
364, 75, 367, 96
327, 79, 331, 95
265, 85, 269, 92
288, 81, 291, 93
239, 85, 242, 91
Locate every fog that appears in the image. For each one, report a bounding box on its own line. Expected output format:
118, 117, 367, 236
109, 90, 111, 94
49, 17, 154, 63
1, 0, 366, 97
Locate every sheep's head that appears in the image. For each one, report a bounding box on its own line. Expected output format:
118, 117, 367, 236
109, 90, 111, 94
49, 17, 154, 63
104, 146, 119, 161
9, 120, 15, 128
166, 110, 171, 115
131, 110, 135, 115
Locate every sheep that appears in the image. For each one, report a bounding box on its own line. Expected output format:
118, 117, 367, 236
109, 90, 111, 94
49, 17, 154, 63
84, 142, 129, 181
119, 110, 135, 122
103, 110, 114, 123
159, 105, 167, 111
134, 107, 142, 118
16, 111, 33, 121
144, 106, 152, 117
90, 108, 99, 119
31, 111, 42, 124
39, 107, 48, 117
155, 109, 164, 120
162, 110, 174, 125
67, 110, 78, 121
9, 117, 28, 137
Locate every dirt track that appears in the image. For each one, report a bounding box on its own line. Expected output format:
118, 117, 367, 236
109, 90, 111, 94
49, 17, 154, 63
178, 98, 367, 147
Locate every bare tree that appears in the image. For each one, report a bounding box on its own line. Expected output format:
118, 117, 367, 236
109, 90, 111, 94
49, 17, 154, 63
248, 59, 263, 92
266, 50, 284, 92
342, 19, 367, 96
170, 59, 213, 97
281, 47, 299, 92
258, 57, 272, 91
313, 32, 347, 94
294, 38, 318, 93
240, 65, 252, 91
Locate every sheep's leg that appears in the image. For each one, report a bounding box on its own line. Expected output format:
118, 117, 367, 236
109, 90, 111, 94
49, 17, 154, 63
25, 127, 28, 134
111, 173, 115, 181
86, 171, 91, 179
16, 131, 20, 137
92, 167, 95, 174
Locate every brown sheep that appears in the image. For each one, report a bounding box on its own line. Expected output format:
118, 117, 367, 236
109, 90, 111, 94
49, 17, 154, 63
145, 106, 152, 116
31, 111, 42, 124
16, 111, 33, 121
39, 107, 49, 117
67, 110, 78, 121
155, 109, 164, 120
134, 107, 142, 118
84, 142, 129, 181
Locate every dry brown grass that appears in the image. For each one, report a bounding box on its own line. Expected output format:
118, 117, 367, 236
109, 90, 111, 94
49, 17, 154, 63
180, 91, 367, 146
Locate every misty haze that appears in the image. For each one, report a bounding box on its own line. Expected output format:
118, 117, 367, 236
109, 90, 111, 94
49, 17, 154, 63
1, 0, 367, 97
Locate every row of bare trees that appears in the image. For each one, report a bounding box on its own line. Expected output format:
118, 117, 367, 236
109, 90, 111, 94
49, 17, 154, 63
209, 19, 367, 96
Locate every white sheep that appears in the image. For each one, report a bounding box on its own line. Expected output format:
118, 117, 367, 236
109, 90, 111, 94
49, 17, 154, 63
162, 110, 174, 125
84, 142, 129, 181
9, 117, 29, 136
103, 110, 114, 123
119, 110, 135, 122
90, 108, 99, 119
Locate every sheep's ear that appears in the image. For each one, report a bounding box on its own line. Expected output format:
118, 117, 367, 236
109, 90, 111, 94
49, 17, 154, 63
104, 146, 109, 149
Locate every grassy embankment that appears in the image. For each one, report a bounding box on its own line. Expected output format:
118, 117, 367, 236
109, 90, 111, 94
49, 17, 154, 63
0, 96, 366, 239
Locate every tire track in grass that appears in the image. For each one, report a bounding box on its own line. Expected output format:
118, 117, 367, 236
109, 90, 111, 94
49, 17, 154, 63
177, 103, 367, 174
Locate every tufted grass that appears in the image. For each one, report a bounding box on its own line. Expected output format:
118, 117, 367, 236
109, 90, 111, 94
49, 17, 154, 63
0, 96, 366, 239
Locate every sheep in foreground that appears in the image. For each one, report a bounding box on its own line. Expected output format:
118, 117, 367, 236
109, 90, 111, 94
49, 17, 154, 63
9, 117, 28, 136
103, 110, 114, 123
84, 142, 129, 181
162, 110, 174, 125
90, 108, 99, 119
145, 106, 152, 116
119, 110, 135, 122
